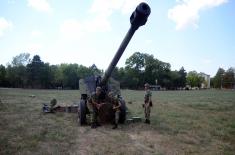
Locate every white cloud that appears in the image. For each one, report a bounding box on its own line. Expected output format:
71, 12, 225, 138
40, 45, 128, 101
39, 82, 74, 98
168, 0, 228, 30
60, 17, 111, 40
121, 0, 146, 14
59, 0, 145, 40
84, 15, 111, 33
87, 0, 146, 32
90, 0, 146, 15
89, 0, 122, 16
0, 17, 12, 37
60, 19, 83, 40
27, 0, 52, 13
31, 30, 42, 37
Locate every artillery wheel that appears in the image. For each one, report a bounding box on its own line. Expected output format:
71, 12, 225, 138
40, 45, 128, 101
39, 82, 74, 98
118, 98, 126, 124
79, 99, 87, 125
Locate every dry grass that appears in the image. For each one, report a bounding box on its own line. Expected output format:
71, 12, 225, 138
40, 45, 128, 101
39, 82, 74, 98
0, 88, 235, 155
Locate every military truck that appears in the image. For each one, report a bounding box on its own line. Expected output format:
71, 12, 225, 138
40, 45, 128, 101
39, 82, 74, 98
78, 2, 151, 125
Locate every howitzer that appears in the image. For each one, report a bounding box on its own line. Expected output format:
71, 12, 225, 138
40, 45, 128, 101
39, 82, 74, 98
78, 2, 151, 125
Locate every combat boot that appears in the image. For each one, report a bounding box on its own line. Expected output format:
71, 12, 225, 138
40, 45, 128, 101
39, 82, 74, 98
91, 123, 97, 129
146, 119, 150, 124
144, 119, 148, 123
112, 123, 118, 129
96, 122, 101, 127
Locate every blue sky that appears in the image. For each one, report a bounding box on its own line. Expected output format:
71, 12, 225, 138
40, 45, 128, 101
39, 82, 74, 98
0, 0, 234, 77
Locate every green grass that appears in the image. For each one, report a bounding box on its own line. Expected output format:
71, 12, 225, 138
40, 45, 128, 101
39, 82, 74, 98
0, 88, 235, 155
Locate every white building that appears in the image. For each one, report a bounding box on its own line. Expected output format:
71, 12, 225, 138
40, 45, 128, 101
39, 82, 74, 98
199, 72, 210, 88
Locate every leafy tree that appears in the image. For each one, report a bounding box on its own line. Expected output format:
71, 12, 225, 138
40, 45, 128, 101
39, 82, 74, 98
61, 64, 79, 89
11, 53, 30, 66
169, 70, 181, 89
143, 54, 158, 86
0, 65, 7, 87
2, 53, 30, 88
178, 67, 187, 88
40, 63, 52, 88
186, 71, 204, 88
124, 52, 173, 89
125, 52, 145, 70
213, 68, 225, 88
26, 55, 45, 88
223, 67, 235, 89
15, 65, 27, 88
125, 52, 145, 88
5, 65, 18, 87
144, 54, 171, 88
111, 67, 128, 88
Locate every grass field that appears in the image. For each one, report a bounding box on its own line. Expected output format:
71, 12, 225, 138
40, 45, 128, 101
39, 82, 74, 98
0, 88, 235, 155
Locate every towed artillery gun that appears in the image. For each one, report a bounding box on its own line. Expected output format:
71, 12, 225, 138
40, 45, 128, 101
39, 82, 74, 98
78, 2, 151, 125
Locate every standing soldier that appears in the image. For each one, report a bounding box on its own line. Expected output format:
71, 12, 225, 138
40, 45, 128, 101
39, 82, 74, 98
88, 86, 105, 129
143, 83, 152, 124
108, 92, 121, 129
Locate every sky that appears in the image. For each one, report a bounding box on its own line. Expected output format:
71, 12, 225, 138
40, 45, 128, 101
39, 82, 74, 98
0, 0, 234, 77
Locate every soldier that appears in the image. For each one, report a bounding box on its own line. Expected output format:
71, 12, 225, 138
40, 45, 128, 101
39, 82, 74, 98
143, 83, 152, 124
108, 92, 121, 129
88, 86, 105, 129
50, 98, 57, 112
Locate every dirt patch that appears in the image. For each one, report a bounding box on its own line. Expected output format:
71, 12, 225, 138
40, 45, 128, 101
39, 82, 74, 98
67, 124, 168, 155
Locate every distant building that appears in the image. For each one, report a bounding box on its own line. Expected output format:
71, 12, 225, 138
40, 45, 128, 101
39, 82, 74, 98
199, 72, 210, 88
150, 85, 161, 91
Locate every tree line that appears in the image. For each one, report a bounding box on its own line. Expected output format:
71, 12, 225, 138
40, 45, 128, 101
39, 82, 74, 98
0, 52, 234, 89
211, 67, 235, 89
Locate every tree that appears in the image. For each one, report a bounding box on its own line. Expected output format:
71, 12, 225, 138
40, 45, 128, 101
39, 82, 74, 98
124, 52, 172, 89
144, 54, 171, 88
2, 53, 30, 88
168, 70, 181, 89
40, 63, 52, 88
213, 68, 225, 88
5, 65, 17, 87
61, 64, 79, 89
178, 67, 187, 88
125, 52, 145, 88
0, 65, 7, 87
26, 55, 45, 88
186, 71, 203, 88
143, 54, 158, 86
11, 53, 30, 66
125, 52, 145, 70
223, 67, 235, 89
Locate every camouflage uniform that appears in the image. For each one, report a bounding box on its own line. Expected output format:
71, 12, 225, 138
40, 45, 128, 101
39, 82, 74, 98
144, 89, 152, 122
108, 93, 121, 129
88, 92, 100, 124
111, 97, 120, 124
50, 98, 57, 112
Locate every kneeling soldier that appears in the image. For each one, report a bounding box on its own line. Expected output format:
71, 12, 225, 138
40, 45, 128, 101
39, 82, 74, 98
108, 92, 121, 129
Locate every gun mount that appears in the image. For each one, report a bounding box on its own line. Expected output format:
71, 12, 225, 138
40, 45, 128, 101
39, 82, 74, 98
78, 2, 151, 125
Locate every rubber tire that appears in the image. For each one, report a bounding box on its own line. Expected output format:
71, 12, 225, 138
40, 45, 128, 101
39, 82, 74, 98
118, 98, 126, 124
79, 99, 87, 125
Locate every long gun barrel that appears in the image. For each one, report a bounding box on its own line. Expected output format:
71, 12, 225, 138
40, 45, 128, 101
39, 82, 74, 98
100, 2, 151, 86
